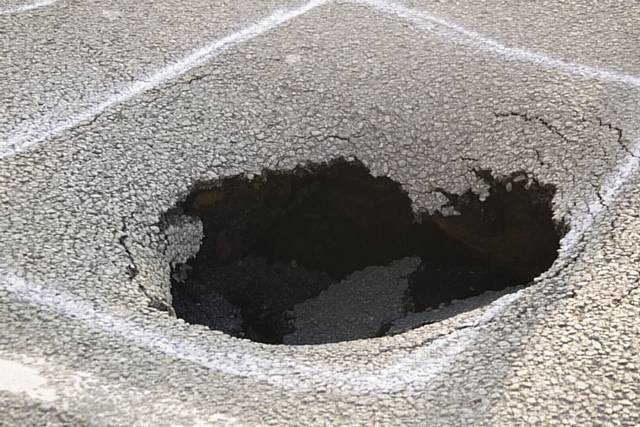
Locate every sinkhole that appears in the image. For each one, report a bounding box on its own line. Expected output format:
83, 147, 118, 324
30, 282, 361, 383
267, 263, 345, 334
166, 158, 564, 345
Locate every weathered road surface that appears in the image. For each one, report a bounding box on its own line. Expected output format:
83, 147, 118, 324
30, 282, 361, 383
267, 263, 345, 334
1, 0, 639, 425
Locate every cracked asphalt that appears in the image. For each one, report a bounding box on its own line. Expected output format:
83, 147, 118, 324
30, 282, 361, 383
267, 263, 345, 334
1, 0, 639, 425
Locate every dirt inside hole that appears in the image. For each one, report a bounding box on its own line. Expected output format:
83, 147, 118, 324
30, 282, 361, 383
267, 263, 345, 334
167, 158, 564, 345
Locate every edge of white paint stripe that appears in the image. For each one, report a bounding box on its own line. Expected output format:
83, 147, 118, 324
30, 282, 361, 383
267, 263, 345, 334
0, 0, 329, 159
0, 357, 57, 401
356, 0, 640, 88
355, 0, 640, 249
561, 138, 640, 249
0, 0, 57, 15
0, 268, 518, 394
3, 0, 640, 395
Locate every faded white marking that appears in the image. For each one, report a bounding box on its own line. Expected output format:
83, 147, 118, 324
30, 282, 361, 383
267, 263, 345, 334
2, 0, 639, 395
0, 269, 519, 394
193, 414, 241, 427
0, 0, 57, 15
0, 0, 329, 158
356, 0, 640, 250
561, 137, 640, 249
356, 0, 640, 88
0, 358, 57, 401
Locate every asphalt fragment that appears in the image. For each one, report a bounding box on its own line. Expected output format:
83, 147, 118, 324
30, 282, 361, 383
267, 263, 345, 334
166, 158, 564, 344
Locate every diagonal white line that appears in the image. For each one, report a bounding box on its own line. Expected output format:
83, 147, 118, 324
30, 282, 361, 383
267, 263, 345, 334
1, 0, 329, 159
355, 0, 640, 89
3, 0, 640, 394
355, 0, 640, 250
0, 0, 58, 15
561, 137, 640, 249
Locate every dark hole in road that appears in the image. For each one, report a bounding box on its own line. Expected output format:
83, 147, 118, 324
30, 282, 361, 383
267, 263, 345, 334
168, 158, 563, 344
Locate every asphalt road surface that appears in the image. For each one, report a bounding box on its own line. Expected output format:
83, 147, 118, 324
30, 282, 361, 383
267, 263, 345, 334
1, 0, 639, 425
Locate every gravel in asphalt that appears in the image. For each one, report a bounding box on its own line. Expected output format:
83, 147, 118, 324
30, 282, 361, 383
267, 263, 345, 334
1, 0, 639, 425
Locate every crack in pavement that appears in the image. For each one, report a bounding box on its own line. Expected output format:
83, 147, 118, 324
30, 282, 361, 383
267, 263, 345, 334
494, 111, 574, 144
117, 215, 139, 281
0, 0, 330, 158
118, 214, 164, 310
581, 115, 638, 159
119, 213, 176, 312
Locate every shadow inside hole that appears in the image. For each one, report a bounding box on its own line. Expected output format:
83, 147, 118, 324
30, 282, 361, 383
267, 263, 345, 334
167, 158, 564, 345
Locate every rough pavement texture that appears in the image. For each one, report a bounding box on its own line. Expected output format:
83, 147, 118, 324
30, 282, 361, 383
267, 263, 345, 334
1, 0, 639, 425
387, 285, 523, 336
283, 257, 420, 345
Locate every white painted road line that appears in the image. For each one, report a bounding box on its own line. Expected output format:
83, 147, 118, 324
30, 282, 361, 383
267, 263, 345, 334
355, 0, 640, 251
561, 137, 640, 249
0, 0, 58, 15
356, 0, 640, 89
5, 0, 639, 160
0, 268, 519, 394
3, 0, 640, 400
0, 0, 329, 159
0, 357, 57, 402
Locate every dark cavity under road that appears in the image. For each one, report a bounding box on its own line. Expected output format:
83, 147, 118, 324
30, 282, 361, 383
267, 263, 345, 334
166, 158, 564, 344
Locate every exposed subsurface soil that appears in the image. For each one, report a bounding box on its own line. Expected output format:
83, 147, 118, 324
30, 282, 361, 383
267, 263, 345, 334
167, 158, 564, 344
